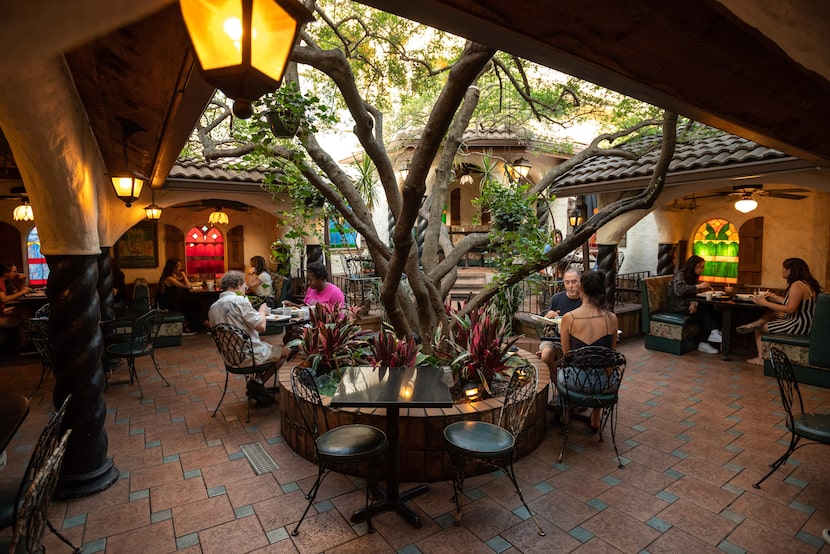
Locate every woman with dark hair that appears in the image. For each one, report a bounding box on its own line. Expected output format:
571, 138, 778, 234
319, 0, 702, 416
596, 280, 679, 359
283, 262, 345, 308
157, 258, 199, 334
246, 255, 273, 299
558, 270, 619, 429
667, 255, 721, 354
738, 257, 822, 365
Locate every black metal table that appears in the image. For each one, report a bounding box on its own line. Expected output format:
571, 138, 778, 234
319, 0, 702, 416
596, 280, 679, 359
0, 392, 30, 453
696, 296, 766, 360
330, 365, 452, 528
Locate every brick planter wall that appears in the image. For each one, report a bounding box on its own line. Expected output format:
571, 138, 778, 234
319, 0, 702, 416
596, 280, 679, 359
279, 350, 550, 482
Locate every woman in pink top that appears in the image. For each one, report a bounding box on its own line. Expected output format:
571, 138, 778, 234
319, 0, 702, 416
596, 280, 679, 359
283, 262, 345, 308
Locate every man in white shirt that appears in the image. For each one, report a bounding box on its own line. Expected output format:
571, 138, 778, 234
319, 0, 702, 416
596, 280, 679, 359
208, 270, 288, 404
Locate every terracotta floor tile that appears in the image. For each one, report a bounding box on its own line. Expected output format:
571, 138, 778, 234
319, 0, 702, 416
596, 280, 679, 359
664, 475, 737, 514
286, 509, 358, 554
657, 498, 737, 546
172, 494, 235, 537
581, 507, 661, 554
644, 526, 722, 553
104, 518, 177, 554
199, 513, 270, 554
151, 476, 209, 512
83, 497, 151, 542
726, 517, 816, 553
130, 460, 184, 492
597, 482, 670, 522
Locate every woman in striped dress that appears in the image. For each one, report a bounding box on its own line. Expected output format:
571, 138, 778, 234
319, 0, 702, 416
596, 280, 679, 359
736, 258, 822, 365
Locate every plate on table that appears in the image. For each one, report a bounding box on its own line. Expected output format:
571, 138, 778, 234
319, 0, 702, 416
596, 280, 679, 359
265, 314, 291, 322
734, 293, 754, 302
531, 314, 562, 326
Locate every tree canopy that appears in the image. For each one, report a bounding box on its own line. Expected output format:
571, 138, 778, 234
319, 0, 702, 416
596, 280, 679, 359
186, 0, 678, 343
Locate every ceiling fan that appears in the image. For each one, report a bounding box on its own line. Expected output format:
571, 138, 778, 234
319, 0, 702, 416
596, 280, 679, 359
173, 199, 252, 213
0, 185, 27, 200
690, 184, 809, 213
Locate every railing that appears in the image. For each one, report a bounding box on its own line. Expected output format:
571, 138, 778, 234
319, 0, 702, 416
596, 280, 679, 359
615, 271, 650, 304
331, 274, 381, 310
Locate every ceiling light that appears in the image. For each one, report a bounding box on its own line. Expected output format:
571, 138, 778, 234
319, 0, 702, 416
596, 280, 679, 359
110, 118, 146, 207
180, 0, 315, 119
13, 201, 33, 222
508, 156, 532, 180
208, 208, 229, 225
144, 190, 162, 220
734, 195, 758, 213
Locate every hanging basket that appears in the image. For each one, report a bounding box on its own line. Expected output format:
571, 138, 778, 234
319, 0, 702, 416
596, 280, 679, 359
266, 109, 302, 138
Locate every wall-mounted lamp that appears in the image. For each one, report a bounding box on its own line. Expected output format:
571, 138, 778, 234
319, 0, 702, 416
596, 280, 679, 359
507, 156, 532, 180
144, 189, 163, 220
13, 200, 33, 222
208, 207, 229, 225
180, 0, 315, 119
110, 118, 146, 207
568, 208, 583, 229
734, 194, 758, 213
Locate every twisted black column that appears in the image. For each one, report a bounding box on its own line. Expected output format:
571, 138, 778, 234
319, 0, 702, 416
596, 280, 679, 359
597, 244, 618, 311
98, 248, 114, 323
47, 254, 119, 498
657, 243, 677, 276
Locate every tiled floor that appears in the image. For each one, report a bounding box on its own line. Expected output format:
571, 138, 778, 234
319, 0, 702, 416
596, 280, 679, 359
2, 333, 830, 553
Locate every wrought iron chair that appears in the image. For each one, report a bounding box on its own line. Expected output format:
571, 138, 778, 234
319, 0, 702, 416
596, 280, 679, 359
210, 323, 279, 422
24, 317, 51, 393
290, 366, 388, 536
0, 395, 78, 552
105, 309, 168, 399
443, 365, 546, 536
0, 430, 73, 554
753, 347, 830, 489
557, 346, 627, 468
132, 280, 152, 313
33, 303, 50, 319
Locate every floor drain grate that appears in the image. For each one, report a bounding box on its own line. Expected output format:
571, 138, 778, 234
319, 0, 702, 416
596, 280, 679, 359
240, 442, 279, 475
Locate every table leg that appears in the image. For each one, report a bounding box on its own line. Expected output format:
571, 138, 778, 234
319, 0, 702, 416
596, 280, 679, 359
349, 407, 427, 528
720, 306, 733, 361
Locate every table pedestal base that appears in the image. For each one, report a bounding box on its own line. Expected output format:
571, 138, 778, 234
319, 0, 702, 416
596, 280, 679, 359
349, 484, 429, 528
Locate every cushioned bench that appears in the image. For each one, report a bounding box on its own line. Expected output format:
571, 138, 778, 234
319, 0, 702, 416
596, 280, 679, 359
114, 310, 185, 348
641, 275, 700, 355
761, 293, 830, 387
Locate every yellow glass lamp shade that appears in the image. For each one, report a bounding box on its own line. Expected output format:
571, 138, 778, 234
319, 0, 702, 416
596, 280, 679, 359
208, 209, 229, 225
111, 174, 144, 207
180, 0, 314, 118
509, 156, 532, 180
13, 202, 34, 222
145, 203, 163, 220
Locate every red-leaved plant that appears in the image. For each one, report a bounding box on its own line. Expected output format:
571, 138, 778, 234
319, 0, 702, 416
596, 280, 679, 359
286, 303, 370, 378
368, 326, 421, 368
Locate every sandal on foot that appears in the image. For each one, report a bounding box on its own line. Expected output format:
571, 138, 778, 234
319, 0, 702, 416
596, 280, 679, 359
736, 321, 762, 334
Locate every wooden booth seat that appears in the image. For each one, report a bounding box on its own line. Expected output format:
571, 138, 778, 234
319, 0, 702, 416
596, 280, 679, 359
761, 293, 830, 388
641, 275, 700, 355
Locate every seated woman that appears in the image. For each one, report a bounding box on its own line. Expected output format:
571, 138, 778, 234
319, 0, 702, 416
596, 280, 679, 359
246, 256, 273, 301
737, 257, 822, 365
667, 255, 721, 354
282, 262, 345, 308
156, 258, 201, 334
0, 263, 32, 349
558, 270, 619, 430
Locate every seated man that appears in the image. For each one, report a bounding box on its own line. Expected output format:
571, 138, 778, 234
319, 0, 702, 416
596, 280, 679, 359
208, 270, 289, 405
535, 268, 582, 402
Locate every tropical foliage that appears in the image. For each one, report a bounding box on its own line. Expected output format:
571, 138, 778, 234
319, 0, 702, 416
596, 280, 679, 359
286, 303, 370, 378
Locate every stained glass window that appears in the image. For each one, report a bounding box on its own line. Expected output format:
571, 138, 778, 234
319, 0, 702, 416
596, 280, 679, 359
692, 218, 739, 283
27, 226, 49, 286
185, 226, 225, 277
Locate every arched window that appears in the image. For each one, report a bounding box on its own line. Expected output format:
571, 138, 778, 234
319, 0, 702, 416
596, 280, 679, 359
27, 226, 49, 286
185, 226, 225, 277
692, 218, 739, 284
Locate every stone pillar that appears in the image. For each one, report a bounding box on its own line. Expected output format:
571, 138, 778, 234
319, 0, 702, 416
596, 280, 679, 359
657, 243, 677, 276
48, 254, 119, 498
597, 244, 618, 310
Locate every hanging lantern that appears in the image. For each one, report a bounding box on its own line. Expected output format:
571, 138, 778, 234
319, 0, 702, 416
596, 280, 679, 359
180, 0, 315, 118
208, 208, 229, 225
13, 201, 34, 222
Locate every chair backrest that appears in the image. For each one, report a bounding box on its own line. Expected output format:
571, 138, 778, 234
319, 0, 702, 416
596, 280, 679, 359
498, 364, 538, 437
559, 346, 627, 397
14, 395, 71, 522
10, 429, 71, 554
769, 347, 803, 423
640, 275, 672, 332
130, 309, 162, 350
33, 303, 50, 319
211, 323, 256, 369
24, 317, 51, 365
290, 366, 327, 443
133, 280, 151, 312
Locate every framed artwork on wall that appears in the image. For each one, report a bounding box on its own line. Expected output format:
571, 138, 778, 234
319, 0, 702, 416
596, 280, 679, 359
115, 221, 159, 268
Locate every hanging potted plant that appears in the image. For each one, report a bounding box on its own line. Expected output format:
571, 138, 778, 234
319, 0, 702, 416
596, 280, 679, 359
263, 82, 306, 138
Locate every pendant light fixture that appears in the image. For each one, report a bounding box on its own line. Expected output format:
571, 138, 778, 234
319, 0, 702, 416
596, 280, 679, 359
734, 193, 758, 213
208, 207, 229, 225
144, 189, 163, 220
180, 0, 315, 119
13, 199, 34, 221
110, 118, 146, 207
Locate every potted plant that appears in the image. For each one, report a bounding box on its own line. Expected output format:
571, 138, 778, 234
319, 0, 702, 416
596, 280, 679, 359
367, 326, 421, 368
264, 83, 306, 138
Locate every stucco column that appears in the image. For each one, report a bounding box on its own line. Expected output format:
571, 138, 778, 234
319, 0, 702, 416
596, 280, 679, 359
597, 244, 618, 310
48, 254, 119, 497
658, 243, 677, 275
